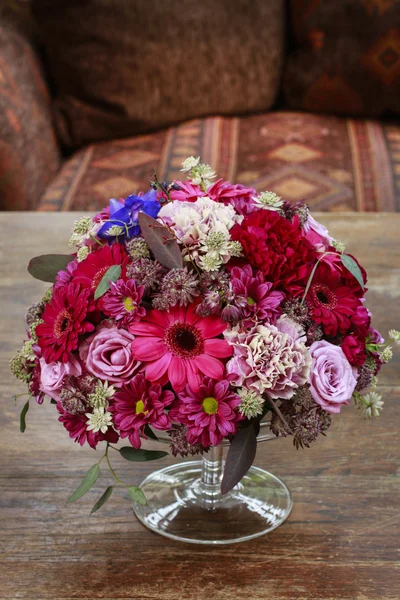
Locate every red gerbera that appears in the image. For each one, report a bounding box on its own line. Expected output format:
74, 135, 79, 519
73, 243, 130, 293
57, 403, 119, 449
306, 262, 361, 337
230, 210, 316, 295
36, 282, 95, 363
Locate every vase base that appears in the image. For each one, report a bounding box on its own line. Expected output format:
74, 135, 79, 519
133, 460, 293, 545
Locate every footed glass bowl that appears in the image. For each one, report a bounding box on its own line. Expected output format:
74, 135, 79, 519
133, 423, 293, 545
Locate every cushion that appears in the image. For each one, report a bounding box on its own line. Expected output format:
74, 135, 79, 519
31, 0, 285, 149
0, 8, 60, 210
284, 0, 400, 116
38, 111, 400, 212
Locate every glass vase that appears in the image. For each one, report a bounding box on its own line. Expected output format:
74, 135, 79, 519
133, 423, 292, 544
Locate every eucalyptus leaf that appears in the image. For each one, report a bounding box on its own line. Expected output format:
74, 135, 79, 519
20, 400, 29, 433
128, 486, 147, 506
67, 463, 100, 504
94, 264, 122, 299
119, 447, 168, 462
138, 213, 183, 269
221, 424, 258, 495
90, 486, 114, 514
28, 254, 75, 283
340, 254, 365, 290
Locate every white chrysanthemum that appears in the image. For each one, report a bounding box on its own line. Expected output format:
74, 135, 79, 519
358, 391, 384, 419
225, 316, 311, 398
237, 388, 265, 419
389, 329, 400, 345
159, 197, 242, 246
69, 216, 97, 247
381, 347, 393, 363
86, 409, 113, 434
77, 246, 90, 262
253, 191, 283, 211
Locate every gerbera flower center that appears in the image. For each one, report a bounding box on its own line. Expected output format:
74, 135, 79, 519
202, 396, 219, 415
164, 322, 204, 359
91, 266, 110, 291
53, 309, 73, 339
135, 400, 148, 415
311, 284, 337, 310
123, 297, 136, 312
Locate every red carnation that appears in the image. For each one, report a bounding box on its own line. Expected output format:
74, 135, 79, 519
36, 282, 95, 363
73, 243, 129, 293
306, 263, 361, 337
341, 334, 367, 367
230, 210, 316, 295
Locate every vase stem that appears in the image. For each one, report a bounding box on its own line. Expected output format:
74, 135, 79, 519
199, 445, 224, 511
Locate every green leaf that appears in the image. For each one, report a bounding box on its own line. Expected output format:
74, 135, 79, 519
28, 254, 75, 283
119, 447, 168, 461
67, 463, 100, 504
128, 486, 147, 506
94, 264, 122, 299
144, 424, 159, 441
138, 213, 183, 269
221, 423, 258, 495
20, 400, 29, 433
341, 254, 365, 290
90, 485, 114, 515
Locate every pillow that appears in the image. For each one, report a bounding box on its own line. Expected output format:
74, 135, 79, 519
284, 0, 400, 116
32, 0, 285, 148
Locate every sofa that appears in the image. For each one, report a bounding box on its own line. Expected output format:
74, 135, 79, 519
1, 0, 399, 212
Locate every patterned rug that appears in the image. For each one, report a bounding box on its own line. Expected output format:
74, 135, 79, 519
38, 111, 400, 212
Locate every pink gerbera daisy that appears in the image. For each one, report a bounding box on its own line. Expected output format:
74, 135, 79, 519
110, 374, 175, 448
171, 377, 243, 446
36, 282, 95, 363
73, 243, 129, 294
100, 278, 146, 326
57, 403, 119, 449
129, 303, 233, 392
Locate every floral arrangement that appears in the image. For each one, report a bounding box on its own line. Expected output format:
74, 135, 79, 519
12, 157, 398, 512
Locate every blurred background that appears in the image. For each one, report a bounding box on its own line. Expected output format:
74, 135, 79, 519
1, 0, 399, 212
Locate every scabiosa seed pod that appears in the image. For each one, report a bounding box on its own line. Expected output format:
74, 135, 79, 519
355, 362, 374, 392
125, 237, 151, 260
59, 388, 87, 415
25, 302, 44, 328
169, 424, 208, 457
126, 259, 165, 292
153, 267, 200, 308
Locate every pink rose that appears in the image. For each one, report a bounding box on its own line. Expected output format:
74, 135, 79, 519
309, 340, 357, 414
79, 322, 140, 384
39, 354, 82, 401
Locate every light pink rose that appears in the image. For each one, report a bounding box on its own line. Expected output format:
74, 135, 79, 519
39, 354, 82, 401
309, 340, 357, 414
79, 322, 140, 385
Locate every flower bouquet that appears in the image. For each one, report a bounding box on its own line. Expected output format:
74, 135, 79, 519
12, 157, 398, 543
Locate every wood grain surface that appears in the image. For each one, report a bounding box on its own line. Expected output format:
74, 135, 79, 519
0, 213, 399, 600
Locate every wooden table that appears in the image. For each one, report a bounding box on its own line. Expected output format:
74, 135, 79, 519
0, 213, 399, 600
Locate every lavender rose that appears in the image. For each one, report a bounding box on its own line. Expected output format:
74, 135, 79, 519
79, 322, 140, 385
39, 354, 82, 401
309, 340, 357, 414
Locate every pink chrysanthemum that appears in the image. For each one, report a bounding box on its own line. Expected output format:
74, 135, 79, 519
230, 265, 285, 323
57, 403, 119, 449
130, 303, 233, 393
36, 283, 95, 363
54, 259, 78, 290
101, 278, 146, 326
110, 374, 175, 448
171, 377, 243, 447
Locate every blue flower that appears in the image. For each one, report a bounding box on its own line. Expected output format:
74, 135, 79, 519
97, 189, 161, 242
